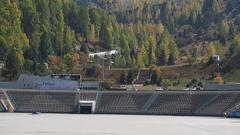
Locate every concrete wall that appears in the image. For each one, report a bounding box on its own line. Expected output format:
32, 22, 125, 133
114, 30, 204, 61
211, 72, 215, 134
204, 84, 240, 90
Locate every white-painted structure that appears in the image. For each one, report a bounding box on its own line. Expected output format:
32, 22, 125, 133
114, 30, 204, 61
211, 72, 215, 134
89, 50, 119, 58
212, 55, 220, 62
0, 74, 100, 90
78, 101, 96, 114
0, 74, 79, 90
0, 61, 5, 69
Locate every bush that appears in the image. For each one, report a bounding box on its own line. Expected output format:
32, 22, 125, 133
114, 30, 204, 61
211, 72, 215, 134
213, 74, 224, 84
162, 79, 172, 88
186, 79, 203, 88
102, 79, 115, 90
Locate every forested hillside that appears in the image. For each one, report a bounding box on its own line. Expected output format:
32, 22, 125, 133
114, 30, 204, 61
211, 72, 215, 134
0, 0, 240, 80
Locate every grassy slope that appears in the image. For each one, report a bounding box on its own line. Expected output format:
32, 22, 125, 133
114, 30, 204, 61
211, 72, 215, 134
160, 64, 210, 80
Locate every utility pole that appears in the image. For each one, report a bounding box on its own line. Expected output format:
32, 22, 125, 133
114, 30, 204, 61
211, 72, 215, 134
102, 58, 105, 83
98, 56, 107, 90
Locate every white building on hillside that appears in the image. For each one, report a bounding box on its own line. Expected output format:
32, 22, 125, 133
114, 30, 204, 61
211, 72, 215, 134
89, 50, 119, 58
212, 55, 220, 62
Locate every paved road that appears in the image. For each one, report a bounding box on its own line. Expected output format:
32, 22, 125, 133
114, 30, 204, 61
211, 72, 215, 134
0, 113, 239, 135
